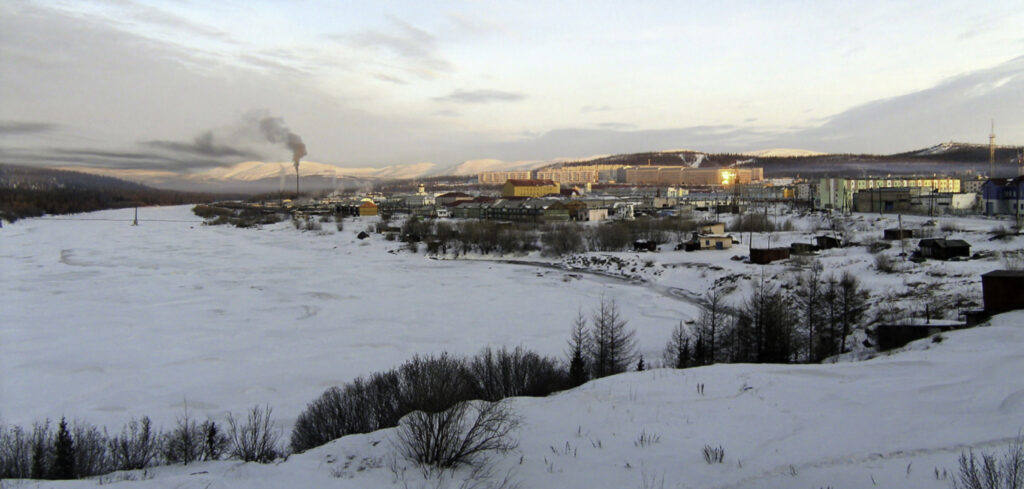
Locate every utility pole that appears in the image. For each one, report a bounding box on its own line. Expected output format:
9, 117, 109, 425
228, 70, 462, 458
132, 206, 138, 226
898, 213, 905, 259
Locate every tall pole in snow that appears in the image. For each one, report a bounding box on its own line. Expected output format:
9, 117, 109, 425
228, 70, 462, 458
132, 206, 138, 226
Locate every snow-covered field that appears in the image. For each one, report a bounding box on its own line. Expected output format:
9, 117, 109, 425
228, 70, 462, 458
1, 206, 694, 430
3, 205, 1023, 489
23, 311, 1024, 489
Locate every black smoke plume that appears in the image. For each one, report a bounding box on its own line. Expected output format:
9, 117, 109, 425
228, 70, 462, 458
258, 116, 307, 169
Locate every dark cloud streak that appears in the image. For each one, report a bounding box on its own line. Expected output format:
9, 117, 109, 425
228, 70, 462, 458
434, 89, 526, 104
143, 131, 263, 159
0, 121, 59, 135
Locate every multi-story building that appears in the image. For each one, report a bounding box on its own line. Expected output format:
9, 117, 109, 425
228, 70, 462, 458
535, 169, 599, 184
501, 179, 560, 198
816, 177, 962, 210
478, 171, 534, 184
982, 177, 1024, 217
623, 167, 763, 186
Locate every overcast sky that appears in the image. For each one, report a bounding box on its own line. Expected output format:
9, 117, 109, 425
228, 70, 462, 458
1, 0, 1023, 172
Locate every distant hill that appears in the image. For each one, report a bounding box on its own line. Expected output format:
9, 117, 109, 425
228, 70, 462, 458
0, 164, 221, 222
544, 143, 1023, 178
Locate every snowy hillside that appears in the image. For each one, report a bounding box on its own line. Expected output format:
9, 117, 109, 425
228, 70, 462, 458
189, 160, 437, 181
23, 310, 1024, 489
743, 148, 825, 157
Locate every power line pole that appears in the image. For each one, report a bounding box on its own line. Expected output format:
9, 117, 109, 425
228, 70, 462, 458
132, 206, 138, 226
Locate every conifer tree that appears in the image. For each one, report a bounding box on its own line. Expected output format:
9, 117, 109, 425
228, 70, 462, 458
53, 417, 75, 479
567, 310, 590, 387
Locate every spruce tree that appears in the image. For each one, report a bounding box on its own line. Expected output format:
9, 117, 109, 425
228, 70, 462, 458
567, 310, 590, 387
53, 417, 75, 479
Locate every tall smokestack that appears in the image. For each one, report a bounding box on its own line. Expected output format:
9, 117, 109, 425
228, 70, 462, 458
989, 119, 996, 178
258, 116, 307, 195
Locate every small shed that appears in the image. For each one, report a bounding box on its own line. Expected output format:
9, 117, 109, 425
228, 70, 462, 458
883, 228, 915, 240
918, 238, 970, 260
982, 270, 1024, 313
789, 242, 818, 255
815, 235, 841, 249
633, 240, 658, 252
750, 247, 791, 264
695, 234, 733, 250
875, 320, 963, 350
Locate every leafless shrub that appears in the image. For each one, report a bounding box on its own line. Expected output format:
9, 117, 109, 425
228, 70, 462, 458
540, 224, 585, 256
633, 429, 661, 447
874, 253, 897, 273
703, 444, 725, 464
394, 400, 519, 472
164, 403, 203, 465
941, 222, 961, 233
1001, 251, 1024, 271
336, 219, 344, 231
729, 213, 775, 232
991, 226, 1017, 242
227, 405, 282, 463
73, 422, 113, 477
952, 435, 1023, 489
109, 417, 161, 471
465, 346, 567, 401
304, 219, 322, 231
0, 423, 32, 478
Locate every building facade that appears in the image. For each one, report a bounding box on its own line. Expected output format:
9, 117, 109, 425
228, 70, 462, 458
478, 171, 535, 184
501, 179, 560, 197
816, 177, 962, 210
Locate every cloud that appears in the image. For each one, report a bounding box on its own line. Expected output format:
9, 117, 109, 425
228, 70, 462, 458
789, 54, 1024, 153
434, 89, 526, 104
372, 73, 407, 85
340, 16, 453, 79
595, 122, 634, 130
4, 147, 225, 171
123, 2, 230, 40
143, 131, 263, 159
580, 105, 613, 113
0, 121, 59, 135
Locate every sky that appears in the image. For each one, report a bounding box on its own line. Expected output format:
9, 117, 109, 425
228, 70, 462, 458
1, 0, 1023, 174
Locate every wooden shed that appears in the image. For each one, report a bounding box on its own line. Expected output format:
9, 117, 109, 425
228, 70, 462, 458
815, 235, 841, 249
790, 242, 818, 255
875, 320, 963, 350
918, 238, 970, 260
883, 228, 915, 240
750, 247, 791, 264
982, 270, 1024, 313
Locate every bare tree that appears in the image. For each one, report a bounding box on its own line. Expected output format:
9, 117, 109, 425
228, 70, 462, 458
227, 405, 281, 463
837, 272, 869, 354
663, 321, 691, 369
164, 401, 203, 465
109, 417, 160, 471
695, 287, 727, 365
792, 261, 824, 362
588, 298, 637, 378
394, 400, 519, 473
